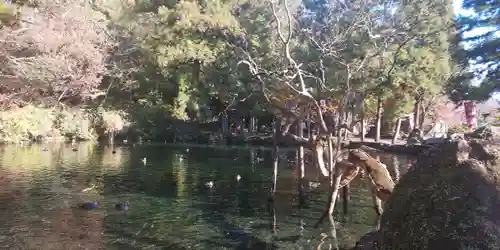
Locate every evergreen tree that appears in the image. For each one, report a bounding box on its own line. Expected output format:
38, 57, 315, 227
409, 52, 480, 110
450, 0, 499, 102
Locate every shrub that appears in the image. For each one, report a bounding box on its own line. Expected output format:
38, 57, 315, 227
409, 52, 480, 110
0, 0, 112, 106
0, 106, 129, 143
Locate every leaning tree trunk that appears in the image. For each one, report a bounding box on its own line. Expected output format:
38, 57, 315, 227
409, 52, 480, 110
392, 118, 402, 144
324, 114, 346, 216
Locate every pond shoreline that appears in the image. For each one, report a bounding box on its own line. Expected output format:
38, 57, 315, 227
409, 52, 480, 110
0, 133, 432, 157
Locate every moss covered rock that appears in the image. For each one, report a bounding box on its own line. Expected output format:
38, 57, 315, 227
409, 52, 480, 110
376, 139, 500, 249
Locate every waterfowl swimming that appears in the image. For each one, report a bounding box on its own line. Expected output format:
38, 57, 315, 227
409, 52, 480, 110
205, 181, 214, 188
236, 175, 241, 182
115, 202, 129, 211
141, 158, 147, 165
78, 201, 99, 210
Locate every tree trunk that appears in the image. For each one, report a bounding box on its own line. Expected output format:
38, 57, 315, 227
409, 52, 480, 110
297, 122, 305, 180
296, 121, 306, 206
110, 131, 115, 145
371, 155, 383, 215
220, 113, 228, 133
249, 116, 257, 134
361, 100, 366, 142
240, 117, 246, 134
312, 137, 329, 177
271, 117, 280, 195
413, 96, 421, 129
343, 184, 350, 214
343, 111, 350, 141
392, 118, 402, 144
375, 96, 382, 142
307, 120, 311, 138
419, 109, 425, 130
328, 133, 334, 185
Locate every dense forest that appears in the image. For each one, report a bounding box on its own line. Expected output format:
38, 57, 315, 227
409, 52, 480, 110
0, 0, 498, 143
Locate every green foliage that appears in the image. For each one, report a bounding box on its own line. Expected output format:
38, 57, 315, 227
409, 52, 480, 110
448, 0, 499, 102
167, 73, 190, 120
149, 1, 242, 65
0, 2, 16, 26
0, 0, 475, 141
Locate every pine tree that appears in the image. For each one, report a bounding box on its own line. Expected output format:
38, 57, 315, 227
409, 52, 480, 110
450, 0, 499, 102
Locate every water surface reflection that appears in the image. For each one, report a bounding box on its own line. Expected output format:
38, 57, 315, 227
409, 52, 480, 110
0, 143, 413, 249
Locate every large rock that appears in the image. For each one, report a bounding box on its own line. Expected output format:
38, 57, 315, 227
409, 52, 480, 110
350, 231, 381, 250
466, 125, 500, 140
469, 139, 499, 166
350, 139, 500, 250
374, 139, 500, 249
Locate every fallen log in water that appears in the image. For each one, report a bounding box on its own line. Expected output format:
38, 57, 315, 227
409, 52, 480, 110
350, 139, 500, 250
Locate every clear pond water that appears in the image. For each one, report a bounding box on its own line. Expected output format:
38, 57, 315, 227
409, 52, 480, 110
0, 142, 413, 249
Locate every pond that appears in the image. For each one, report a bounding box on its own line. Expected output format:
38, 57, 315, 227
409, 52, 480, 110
0, 142, 413, 249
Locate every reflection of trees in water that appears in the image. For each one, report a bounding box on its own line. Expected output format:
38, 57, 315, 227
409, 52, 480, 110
0, 143, 117, 249
0, 144, 65, 172
0, 169, 28, 248
28, 208, 105, 249
186, 150, 278, 249
0, 168, 106, 249
0, 144, 416, 249
100, 146, 127, 170
0, 143, 118, 191
195, 188, 279, 249
172, 153, 187, 198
